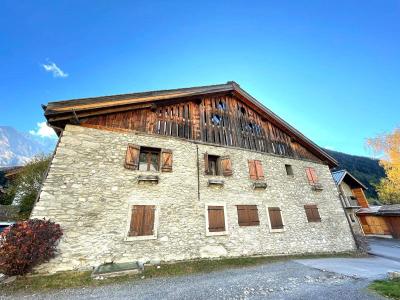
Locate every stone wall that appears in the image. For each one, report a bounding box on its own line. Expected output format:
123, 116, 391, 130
31, 125, 356, 273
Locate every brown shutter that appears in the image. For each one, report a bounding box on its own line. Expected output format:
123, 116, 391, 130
352, 188, 369, 208
142, 205, 155, 235
310, 168, 318, 184
129, 205, 155, 236
204, 153, 210, 175
268, 207, 283, 229
304, 204, 321, 222
255, 160, 264, 180
129, 205, 144, 236
208, 206, 225, 232
248, 160, 257, 180
220, 156, 233, 176
161, 149, 173, 172
237, 205, 259, 226
124, 144, 140, 170
306, 167, 315, 184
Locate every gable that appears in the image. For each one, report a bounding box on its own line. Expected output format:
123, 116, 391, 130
43, 82, 337, 167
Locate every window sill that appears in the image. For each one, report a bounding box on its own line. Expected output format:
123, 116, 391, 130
269, 228, 285, 233
207, 179, 224, 186
253, 182, 267, 189
124, 235, 157, 241
206, 231, 228, 237
137, 175, 159, 184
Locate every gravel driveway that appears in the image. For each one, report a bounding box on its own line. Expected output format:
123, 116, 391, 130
1, 260, 384, 300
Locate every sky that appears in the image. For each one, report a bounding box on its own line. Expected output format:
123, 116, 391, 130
0, 1, 399, 157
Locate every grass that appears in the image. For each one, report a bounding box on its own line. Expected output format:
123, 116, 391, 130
370, 278, 400, 299
1, 252, 358, 295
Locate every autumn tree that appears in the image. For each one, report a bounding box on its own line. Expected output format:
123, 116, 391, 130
367, 127, 400, 204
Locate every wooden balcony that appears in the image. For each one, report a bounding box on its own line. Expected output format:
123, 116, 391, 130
341, 195, 360, 208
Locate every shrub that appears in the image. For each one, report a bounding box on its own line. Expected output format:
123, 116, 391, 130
0, 219, 63, 276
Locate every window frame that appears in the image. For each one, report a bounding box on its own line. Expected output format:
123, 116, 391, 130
266, 205, 286, 233
139, 147, 161, 172
125, 201, 159, 241
304, 204, 321, 223
205, 203, 228, 236
207, 155, 220, 176
285, 164, 294, 176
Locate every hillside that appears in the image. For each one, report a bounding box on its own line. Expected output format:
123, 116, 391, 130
325, 149, 385, 199
0, 126, 56, 167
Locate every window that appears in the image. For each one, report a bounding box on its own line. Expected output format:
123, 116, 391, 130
305, 167, 318, 185
237, 205, 259, 226
267, 207, 284, 232
204, 153, 232, 176
127, 205, 157, 240
206, 204, 228, 235
139, 147, 160, 171
304, 204, 321, 222
124, 144, 173, 172
349, 213, 356, 223
285, 164, 294, 176
248, 160, 264, 180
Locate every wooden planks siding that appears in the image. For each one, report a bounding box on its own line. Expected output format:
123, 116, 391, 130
81, 95, 322, 163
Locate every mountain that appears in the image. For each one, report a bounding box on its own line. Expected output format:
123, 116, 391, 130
0, 126, 56, 167
325, 149, 385, 199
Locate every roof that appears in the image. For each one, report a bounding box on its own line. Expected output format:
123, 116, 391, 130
331, 169, 367, 190
43, 81, 338, 167
356, 205, 400, 216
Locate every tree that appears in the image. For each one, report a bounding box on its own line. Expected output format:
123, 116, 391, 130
367, 127, 400, 204
2, 155, 51, 218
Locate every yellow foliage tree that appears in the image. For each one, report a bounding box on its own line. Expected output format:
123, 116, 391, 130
367, 127, 400, 204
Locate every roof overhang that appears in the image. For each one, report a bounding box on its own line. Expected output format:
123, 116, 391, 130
332, 169, 368, 190
43, 81, 338, 168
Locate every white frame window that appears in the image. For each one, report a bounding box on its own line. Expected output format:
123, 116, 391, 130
266, 205, 286, 233
205, 203, 229, 236
125, 201, 159, 241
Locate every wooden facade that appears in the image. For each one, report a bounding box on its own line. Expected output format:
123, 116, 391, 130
81, 94, 321, 163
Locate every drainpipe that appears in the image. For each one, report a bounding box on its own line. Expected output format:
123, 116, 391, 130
196, 145, 200, 202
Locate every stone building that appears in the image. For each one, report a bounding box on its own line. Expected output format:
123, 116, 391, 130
31, 82, 356, 273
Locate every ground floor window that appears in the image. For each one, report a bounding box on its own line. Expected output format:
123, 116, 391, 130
304, 204, 321, 222
205, 204, 228, 236
267, 207, 285, 232
236, 205, 259, 226
126, 204, 158, 240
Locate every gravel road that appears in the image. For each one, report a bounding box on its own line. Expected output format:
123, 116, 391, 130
1, 260, 384, 300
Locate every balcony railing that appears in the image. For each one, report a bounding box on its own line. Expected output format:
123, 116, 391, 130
341, 195, 360, 208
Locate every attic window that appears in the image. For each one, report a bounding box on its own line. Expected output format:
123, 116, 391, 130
211, 114, 222, 125
285, 164, 294, 176
217, 101, 226, 110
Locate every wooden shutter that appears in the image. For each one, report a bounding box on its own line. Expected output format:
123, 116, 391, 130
161, 149, 173, 172
352, 188, 369, 208
204, 153, 210, 175
268, 207, 284, 229
306, 167, 317, 184
124, 144, 140, 170
208, 206, 225, 232
220, 156, 232, 176
248, 160, 257, 180
237, 205, 259, 226
304, 204, 321, 222
255, 160, 264, 180
129, 205, 155, 236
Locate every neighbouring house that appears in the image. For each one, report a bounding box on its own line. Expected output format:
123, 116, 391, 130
31, 82, 356, 273
0, 204, 18, 232
357, 205, 400, 239
331, 169, 367, 236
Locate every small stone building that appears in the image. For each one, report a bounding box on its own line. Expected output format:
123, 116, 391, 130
31, 82, 356, 273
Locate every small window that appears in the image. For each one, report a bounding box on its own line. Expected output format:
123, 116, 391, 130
217, 100, 226, 110
285, 164, 294, 176
128, 205, 156, 237
248, 160, 264, 180
237, 205, 259, 226
211, 114, 222, 125
139, 147, 160, 171
305, 167, 319, 185
267, 207, 284, 231
349, 213, 356, 223
206, 205, 228, 235
204, 153, 232, 176
304, 204, 321, 222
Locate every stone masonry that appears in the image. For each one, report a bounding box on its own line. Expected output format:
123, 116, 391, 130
31, 125, 356, 273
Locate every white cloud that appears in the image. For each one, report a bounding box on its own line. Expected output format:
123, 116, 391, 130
29, 122, 57, 139
42, 62, 68, 78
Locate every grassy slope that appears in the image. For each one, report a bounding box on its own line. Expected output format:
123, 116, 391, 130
324, 149, 385, 200
370, 278, 400, 299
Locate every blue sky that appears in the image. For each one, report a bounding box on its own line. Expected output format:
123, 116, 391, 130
0, 1, 399, 156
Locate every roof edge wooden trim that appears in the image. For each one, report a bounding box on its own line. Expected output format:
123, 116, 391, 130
332, 170, 368, 190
